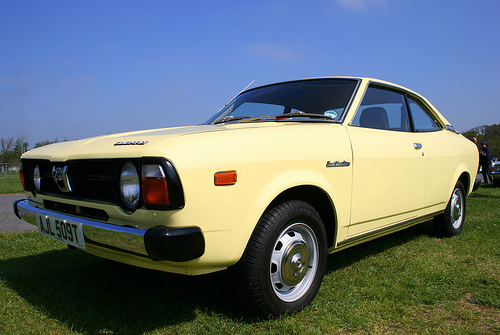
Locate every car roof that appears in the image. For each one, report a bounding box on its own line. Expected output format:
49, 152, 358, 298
242, 76, 418, 96
239, 76, 451, 128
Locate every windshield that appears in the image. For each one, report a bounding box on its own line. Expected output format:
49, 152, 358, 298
206, 79, 359, 124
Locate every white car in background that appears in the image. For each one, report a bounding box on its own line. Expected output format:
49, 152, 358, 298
492, 158, 500, 187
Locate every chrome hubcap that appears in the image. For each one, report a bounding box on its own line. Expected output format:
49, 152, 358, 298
282, 242, 310, 286
270, 223, 318, 302
451, 188, 463, 229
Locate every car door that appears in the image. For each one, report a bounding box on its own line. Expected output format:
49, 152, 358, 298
346, 85, 427, 236
405, 96, 455, 210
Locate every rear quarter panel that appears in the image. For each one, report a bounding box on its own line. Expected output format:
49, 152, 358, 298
421, 130, 478, 207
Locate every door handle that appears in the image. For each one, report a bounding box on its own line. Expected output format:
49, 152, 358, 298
414, 143, 423, 150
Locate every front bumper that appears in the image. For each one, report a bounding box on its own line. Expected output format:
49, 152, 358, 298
13, 199, 205, 262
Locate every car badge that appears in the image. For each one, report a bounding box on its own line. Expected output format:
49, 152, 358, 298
52, 166, 72, 192
326, 160, 350, 168
114, 141, 149, 146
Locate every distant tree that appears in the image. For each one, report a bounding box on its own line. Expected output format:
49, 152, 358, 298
462, 124, 500, 158
488, 135, 500, 159
485, 124, 500, 140
13, 137, 29, 157
1, 137, 16, 163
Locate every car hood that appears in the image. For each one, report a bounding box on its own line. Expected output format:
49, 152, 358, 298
21, 123, 294, 161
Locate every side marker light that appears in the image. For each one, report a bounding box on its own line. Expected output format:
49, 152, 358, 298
214, 171, 237, 186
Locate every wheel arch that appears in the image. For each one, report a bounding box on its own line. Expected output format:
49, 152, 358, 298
265, 185, 337, 249
457, 171, 472, 195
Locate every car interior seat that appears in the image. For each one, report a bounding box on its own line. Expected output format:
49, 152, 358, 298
359, 107, 390, 130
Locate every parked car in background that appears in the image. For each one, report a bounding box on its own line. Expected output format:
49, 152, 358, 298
492, 158, 500, 187
14, 77, 479, 317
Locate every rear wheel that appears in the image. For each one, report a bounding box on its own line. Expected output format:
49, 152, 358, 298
238, 200, 327, 317
433, 180, 466, 237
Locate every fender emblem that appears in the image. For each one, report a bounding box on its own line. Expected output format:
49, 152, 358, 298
326, 160, 350, 168
114, 141, 149, 146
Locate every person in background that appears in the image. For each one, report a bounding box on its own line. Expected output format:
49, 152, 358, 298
479, 142, 494, 184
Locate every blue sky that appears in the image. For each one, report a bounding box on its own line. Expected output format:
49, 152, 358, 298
1, 0, 499, 148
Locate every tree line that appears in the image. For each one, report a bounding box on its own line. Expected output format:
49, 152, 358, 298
1, 124, 499, 163
462, 124, 500, 159
0, 137, 67, 163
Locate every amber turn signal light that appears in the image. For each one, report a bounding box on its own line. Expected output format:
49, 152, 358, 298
20, 170, 26, 189
142, 164, 170, 205
214, 171, 237, 186
214, 171, 238, 186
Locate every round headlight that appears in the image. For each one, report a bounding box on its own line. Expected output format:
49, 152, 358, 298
33, 164, 41, 193
119, 162, 140, 210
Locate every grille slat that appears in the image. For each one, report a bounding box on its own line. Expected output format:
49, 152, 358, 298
44, 200, 109, 221
37, 159, 122, 204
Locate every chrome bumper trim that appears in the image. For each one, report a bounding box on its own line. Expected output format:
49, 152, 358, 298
16, 199, 148, 257
14, 199, 205, 261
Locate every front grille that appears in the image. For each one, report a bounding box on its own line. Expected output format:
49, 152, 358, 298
22, 157, 184, 211
44, 200, 110, 221
32, 159, 135, 204
67, 160, 116, 201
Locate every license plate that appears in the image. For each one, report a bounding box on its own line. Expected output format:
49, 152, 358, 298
36, 214, 86, 249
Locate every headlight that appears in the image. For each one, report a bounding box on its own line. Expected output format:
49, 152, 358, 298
119, 161, 140, 210
33, 164, 41, 193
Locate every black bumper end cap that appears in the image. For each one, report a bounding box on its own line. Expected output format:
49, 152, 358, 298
13, 199, 25, 220
144, 226, 205, 262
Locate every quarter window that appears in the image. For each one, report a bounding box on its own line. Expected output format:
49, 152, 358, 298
407, 97, 441, 132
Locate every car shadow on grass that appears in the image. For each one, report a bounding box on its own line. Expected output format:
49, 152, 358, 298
0, 246, 251, 333
0, 220, 437, 332
325, 220, 436, 274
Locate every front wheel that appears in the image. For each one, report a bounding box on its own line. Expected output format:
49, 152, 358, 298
433, 180, 466, 237
238, 200, 327, 317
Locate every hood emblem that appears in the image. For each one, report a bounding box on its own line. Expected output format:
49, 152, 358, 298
52, 166, 72, 192
114, 141, 149, 146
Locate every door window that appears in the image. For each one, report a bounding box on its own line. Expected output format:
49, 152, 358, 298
351, 86, 411, 132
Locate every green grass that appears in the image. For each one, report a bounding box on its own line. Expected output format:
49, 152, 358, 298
1, 186, 499, 334
0, 177, 24, 194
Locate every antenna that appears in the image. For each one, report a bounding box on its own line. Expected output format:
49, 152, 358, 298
216, 80, 255, 113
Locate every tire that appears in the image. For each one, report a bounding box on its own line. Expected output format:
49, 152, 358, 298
238, 200, 327, 317
433, 180, 466, 237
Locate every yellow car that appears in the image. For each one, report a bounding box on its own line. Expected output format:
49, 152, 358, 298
14, 77, 478, 317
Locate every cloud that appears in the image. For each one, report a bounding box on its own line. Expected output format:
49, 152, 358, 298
247, 43, 298, 61
0, 67, 31, 100
335, 0, 387, 12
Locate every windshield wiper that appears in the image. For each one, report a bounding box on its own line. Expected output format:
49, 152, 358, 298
238, 112, 334, 123
215, 112, 334, 124
213, 116, 253, 124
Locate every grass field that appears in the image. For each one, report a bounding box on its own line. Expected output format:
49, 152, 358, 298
1, 185, 499, 334
0, 177, 24, 194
